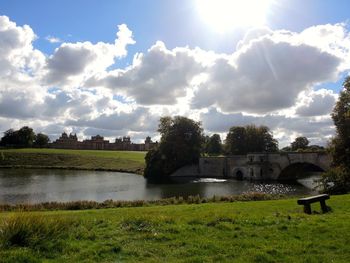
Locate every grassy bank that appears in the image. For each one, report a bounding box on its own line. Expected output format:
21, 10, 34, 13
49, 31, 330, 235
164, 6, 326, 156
1, 194, 349, 262
0, 193, 285, 212
0, 148, 146, 174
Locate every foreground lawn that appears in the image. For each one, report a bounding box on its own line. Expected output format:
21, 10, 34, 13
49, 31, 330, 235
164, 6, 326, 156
0, 148, 146, 174
1, 195, 349, 262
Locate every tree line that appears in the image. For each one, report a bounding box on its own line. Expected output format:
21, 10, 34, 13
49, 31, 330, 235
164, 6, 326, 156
0, 126, 50, 148
202, 129, 324, 156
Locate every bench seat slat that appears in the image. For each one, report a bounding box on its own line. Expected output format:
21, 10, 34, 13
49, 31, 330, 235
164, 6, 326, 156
297, 194, 329, 205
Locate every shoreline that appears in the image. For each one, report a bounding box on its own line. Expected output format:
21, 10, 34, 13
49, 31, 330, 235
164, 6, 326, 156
0, 165, 144, 175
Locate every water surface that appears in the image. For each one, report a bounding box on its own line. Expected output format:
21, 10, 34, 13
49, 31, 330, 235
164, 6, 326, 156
0, 169, 319, 204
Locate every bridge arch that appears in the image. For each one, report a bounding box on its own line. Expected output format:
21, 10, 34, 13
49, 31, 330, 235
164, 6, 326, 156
230, 167, 245, 180
277, 162, 325, 180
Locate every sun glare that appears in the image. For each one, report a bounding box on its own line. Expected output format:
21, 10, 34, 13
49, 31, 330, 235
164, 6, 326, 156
196, 0, 272, 32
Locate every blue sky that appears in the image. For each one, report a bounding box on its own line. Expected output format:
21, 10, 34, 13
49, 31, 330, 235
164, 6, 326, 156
0, 0, 350, 146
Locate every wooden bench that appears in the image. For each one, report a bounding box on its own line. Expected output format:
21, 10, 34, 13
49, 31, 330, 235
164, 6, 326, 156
297, 194, 330, 214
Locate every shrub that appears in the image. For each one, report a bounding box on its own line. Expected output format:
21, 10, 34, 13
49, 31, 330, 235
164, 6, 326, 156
319, 166, 350, 194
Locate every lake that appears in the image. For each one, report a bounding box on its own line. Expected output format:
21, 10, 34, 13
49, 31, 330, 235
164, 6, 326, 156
0, 169, 320, 204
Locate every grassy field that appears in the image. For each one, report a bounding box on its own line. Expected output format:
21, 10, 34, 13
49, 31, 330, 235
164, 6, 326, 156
0, 194, 349, 262
0, 148, 146, 174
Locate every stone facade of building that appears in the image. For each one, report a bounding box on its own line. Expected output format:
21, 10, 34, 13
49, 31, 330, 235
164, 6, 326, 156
50, 132, 158, 151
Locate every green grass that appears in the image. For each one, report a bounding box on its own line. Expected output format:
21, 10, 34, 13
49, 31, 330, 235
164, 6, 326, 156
1, 195, 349, 262
0, 148, 146, 174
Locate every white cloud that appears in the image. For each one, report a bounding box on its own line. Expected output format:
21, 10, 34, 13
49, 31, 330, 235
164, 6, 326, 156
87, 41, 205, 105
0, 15, 45, 77
192, 35, 342, 113
66, 107, 159, 133
45, 35, 62, 43
295, 89, 337, 117
44, 24, 135, 86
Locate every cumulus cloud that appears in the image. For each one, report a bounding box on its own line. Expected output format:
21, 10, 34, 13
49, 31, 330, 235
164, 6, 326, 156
44, 24, 135, 86
0, 15, 45, 77
45, 35, 62, 43
236, 26, 273, 50
0, 88, 41, 119
296, 89, 337, 117
192, 36, 342, 113
88, 41, 205, 105
66, 107, 159, 133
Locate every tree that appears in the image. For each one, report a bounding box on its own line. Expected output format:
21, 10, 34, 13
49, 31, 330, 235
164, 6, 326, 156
17, 126, 36, 147
225, 125, 278, 155
0, 129, 19, 146
330, 76, 350, 169
34, 133, 50, 147
225, 126, 247, 154
206, 134, 222, 155
281, 146, 292, 152
201, 135, 210, 154
307, 145, 325, 152
291, 136, 309, 151
144, 116, 203, 181
321, 76, 350, 193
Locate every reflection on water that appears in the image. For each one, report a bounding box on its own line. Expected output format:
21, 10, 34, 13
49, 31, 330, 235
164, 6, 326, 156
193, 178, 227, 183
0, 169, 319, 204
248, 183, 301, 195
297, 173, 322, 191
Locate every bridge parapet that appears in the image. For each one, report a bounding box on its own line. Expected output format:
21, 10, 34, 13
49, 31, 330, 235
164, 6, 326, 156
195, 152, 331, 180
171, 152, 331, 180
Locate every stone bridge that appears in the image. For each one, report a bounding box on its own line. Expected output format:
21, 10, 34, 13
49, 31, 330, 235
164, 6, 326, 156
172, 152, 331, 180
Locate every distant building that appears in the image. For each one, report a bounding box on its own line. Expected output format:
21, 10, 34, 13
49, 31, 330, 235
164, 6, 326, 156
51, 132, 79, 149
50, 132, 158, 151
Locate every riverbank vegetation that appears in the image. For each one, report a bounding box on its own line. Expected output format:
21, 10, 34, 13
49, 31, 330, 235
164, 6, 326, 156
1, 194, 349, 262
0, 193, 284, 212
0, 148, 146, 174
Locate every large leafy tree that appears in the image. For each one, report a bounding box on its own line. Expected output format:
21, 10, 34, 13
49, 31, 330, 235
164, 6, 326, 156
0, 129, 19, 146
144, 116, 203, 181
225, 125, 278, 155
34, 133, 50, 147
17, 126, 36, 147
291, 136, 309, 151
225, 126, 247, 154
0, 126, 36, 147
322, 77, 350, 193
331, 76, 350, 169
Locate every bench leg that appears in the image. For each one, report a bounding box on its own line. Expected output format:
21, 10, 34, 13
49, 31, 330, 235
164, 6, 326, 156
304, 204, 311, 214
320, 200, 328, 213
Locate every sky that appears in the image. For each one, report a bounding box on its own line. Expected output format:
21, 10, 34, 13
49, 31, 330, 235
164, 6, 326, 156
0, 0, 350, 147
